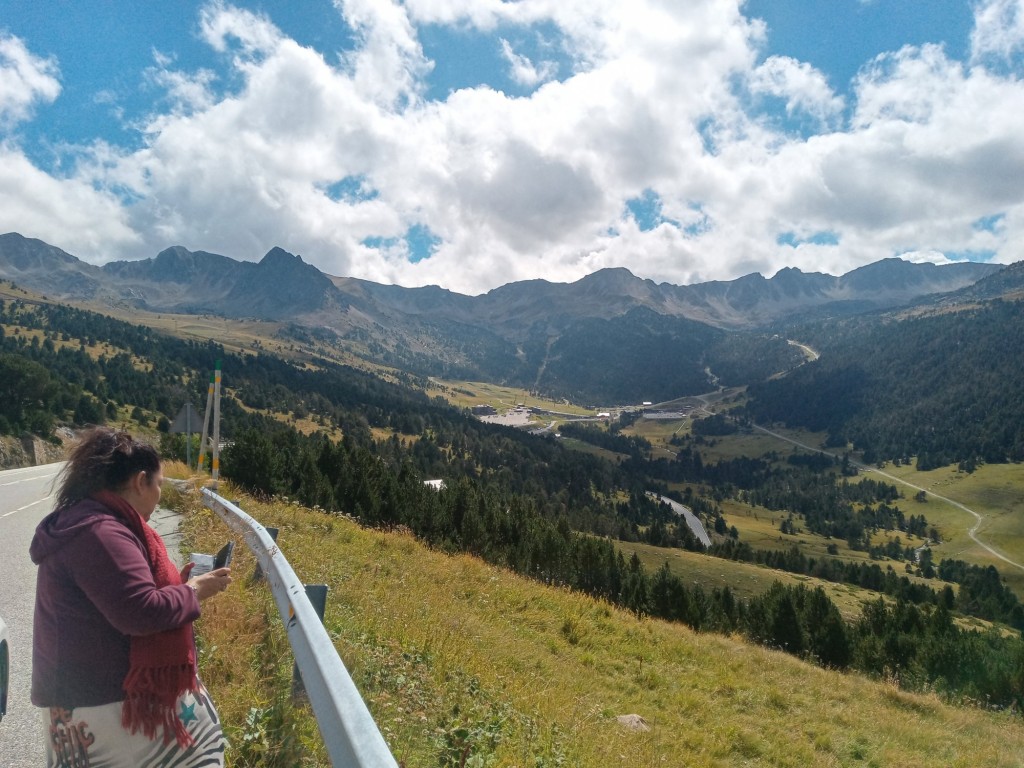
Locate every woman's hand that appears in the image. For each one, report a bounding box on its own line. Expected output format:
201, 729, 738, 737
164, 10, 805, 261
186, 567, 233, 602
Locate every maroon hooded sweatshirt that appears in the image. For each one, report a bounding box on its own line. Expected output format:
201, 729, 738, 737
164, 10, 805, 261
30, 498, 200, 708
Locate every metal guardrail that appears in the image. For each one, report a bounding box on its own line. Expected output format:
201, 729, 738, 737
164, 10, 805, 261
201, 489, 399, 768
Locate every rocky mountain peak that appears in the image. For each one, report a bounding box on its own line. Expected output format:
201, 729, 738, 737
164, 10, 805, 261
841, 257, 997, 295
0, 232, 83, 273
579, 266, 638, 286
259, 246, 304, 267
224, 246, 338, 318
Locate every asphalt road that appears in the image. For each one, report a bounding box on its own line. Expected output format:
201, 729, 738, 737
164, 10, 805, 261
650, 493, 712, 548
0, 463, 185, 766
0, 462, 61, 767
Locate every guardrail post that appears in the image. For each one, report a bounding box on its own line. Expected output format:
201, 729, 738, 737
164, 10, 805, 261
248, 526, 278, 584
293, 584, 328, 700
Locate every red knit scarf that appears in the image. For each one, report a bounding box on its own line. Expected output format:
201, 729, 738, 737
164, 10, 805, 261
93, 490, 198, 748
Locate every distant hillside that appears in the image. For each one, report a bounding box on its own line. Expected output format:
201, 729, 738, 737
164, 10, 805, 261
745, 298, 1024, 467
0, 233, 105, 299
937, 258, 1024, 303
0, 232, 1006, 403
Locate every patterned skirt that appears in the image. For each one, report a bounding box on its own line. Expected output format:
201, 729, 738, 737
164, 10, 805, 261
45, 685, 226, 768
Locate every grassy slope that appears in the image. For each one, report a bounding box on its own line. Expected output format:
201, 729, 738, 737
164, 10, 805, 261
0, 279, 384, 373
429, 379, 596, 418
616, 539, 882, 622
175, 483, 1024, 768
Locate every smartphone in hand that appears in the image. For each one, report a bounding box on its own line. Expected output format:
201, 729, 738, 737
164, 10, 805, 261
214, 541, 235, 569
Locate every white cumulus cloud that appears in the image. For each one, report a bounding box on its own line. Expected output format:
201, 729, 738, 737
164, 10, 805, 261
749, 55, 845, 128
2, 0, 1024, 293
0, 34, 61, 130
499, 39, 557, 87
971, 0, 1024, 64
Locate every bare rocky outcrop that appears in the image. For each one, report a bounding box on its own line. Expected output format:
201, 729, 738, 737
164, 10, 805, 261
0, 432, 69, 470
0, 436, 31, 469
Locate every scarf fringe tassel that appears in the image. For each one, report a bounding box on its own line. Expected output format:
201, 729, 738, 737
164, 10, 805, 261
121, 664, 199, 748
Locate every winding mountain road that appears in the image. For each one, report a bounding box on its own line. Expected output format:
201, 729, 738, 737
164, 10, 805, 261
648, 493, 712, 548
749, 423, 1024, 574
787, 339, 820, 361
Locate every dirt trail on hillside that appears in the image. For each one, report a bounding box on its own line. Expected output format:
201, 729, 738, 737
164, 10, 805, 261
750, 423, 1024, 574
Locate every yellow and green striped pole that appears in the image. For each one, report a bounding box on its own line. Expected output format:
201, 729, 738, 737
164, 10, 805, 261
212, 359, 222, 490
197, 371, 215, 472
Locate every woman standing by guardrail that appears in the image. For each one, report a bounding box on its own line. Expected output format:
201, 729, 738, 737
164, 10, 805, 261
29, 427, 233, 767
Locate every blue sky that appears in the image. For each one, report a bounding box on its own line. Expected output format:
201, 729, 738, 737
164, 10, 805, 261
748, 0, 974, 90
1, 0, 1023, 294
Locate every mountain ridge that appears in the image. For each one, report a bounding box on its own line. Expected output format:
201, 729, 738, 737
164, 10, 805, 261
0, 231, 1004, 330
0, 231, 1013, 401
